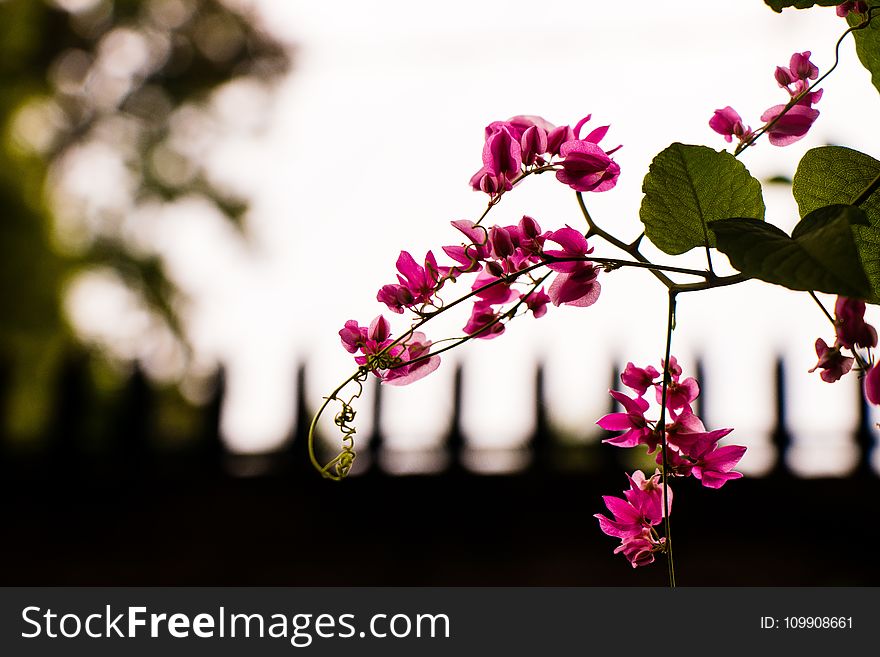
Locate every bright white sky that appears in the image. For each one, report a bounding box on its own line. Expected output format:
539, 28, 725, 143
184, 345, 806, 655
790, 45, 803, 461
66, 0, 880, 474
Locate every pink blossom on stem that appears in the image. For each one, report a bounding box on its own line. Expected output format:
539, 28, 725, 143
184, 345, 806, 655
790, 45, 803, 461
654, 359, 700, 411
556, 139, 621, 193
462, 301, 505, 339
340, 317, 440, 387
614, 530, 664, 568
690, 442, 747, 489
339, 320, 367, 354
774, 66, 795, 88
520, 125, 549, 166
542, 227, 595, 271
667, 426, 734, 462
546, 124, 575, 156
663, 405, 709, 451
834, 296, 878, 349
521, 288, 550, 318
709, 106, 751, 143
760, 102, 820, 147
377, 251, 442, 313
620, 362, 660, 396
625, 469, 672, 518
541, 227, 601, 307
489, 225, 516, 259
471, 271, 518, 305
382, 332, 441, 386
595, 470, 670, 567
788, 51, 819, 82
547, 266, 601, 307
469, 168, 508, 195
809, 338, 854, 383
594, 471, 667, 539
597, 391, 654, 448
442, 220, 490, 274
482, 123, 522, 181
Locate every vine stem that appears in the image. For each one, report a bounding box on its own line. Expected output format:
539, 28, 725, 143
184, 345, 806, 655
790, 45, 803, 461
576, 192, 676, 289
658, 290, 678, 589
809, 290, 835, 326
733, 7, 877, 157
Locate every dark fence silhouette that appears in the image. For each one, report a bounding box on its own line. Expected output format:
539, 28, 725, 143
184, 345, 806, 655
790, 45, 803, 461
0, 351, 878, 585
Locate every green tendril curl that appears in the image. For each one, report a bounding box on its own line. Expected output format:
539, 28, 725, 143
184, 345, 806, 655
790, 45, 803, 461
308, 368, 368, 480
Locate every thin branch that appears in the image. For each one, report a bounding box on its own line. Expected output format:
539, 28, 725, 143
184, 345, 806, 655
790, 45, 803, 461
576, 192, 677, 289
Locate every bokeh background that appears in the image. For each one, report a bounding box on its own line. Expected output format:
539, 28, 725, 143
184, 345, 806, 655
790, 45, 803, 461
1, 0, 879, 585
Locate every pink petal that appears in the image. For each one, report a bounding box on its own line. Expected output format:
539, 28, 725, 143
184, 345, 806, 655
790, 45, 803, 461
596, 412, 633, 431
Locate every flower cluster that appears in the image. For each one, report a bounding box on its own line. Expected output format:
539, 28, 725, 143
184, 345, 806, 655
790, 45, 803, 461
595, 357, 747, 567
339, 316, 440, 386
343, 216, 603, 381
338, 113, 615, 386
710, 51, 822, 148
594, 470, 670, 568
470, 114, 621, 196
810, 296, 880, 404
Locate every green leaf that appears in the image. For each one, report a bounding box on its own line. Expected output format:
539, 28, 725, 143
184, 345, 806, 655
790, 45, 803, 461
639, 143, 765, 255
765, 1, 845, 12
793, 145, 880, 301
711, 205, 872, 298
848, 2, 880, 95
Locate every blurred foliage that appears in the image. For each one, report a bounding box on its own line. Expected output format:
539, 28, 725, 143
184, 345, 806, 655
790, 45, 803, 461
0, 0, 291, 441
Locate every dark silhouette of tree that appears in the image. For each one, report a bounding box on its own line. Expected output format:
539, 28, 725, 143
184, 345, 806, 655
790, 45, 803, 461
0, 0, 291, 440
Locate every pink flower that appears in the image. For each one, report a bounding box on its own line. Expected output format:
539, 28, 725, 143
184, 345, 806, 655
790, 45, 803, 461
760, 103, 820, 146
382, 332, 441, 386
625, 469, 672, 518
709, 106, 751, 143
788, 51, 818, 81
376, 285, 414, 314
482, 123, 522, 181
809, 338, 854, 383
542, 227, 594, 271
339, 320, 367, 354
555, 139, 621, 192
837, 1, 869, 16
489, 115, 556, 141
377, 251, 442, 313
597, 390, 654, 448
658, 425, 745, 488
865, 363, 880, 405
620, 362, 660, 396
834, 296, 877, 349
690, 443, 747, 489
774, 66, 794, 88
547, 267, 601, 307
521, 288, 550, 318
573, 114, 612, 146
541, 227, 601, 307
471, 271, 518, 306
663, 406, 709, 452
469, 168, 507, 195
594, 470, 668, 539
463, 301, 505, 339
614, 530, 664, 568
520, 125, 549, 166
489, 225, 516, 259
595, 495, 648, 540
442, 220, 490, 274
546, 124, 575, 156
667, 426, 734, 462
340, 317, 440, 386
655, 359, 700, 411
